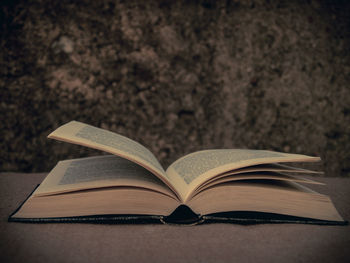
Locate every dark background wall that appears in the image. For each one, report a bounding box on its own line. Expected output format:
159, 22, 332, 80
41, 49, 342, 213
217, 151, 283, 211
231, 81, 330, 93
1, 0, 349, 176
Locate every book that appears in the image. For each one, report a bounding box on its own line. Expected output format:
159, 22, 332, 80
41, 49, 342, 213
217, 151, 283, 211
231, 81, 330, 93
9, 121, 346, 225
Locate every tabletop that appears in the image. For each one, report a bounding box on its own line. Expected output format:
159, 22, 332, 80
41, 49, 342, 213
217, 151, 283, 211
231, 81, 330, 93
1, 173, 349, 263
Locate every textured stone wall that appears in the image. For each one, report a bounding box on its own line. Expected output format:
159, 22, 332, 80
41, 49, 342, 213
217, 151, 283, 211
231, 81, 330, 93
1, 0, 350, 176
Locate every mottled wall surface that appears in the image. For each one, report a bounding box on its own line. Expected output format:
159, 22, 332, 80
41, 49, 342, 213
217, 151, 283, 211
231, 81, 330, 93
1, 0, 350, 176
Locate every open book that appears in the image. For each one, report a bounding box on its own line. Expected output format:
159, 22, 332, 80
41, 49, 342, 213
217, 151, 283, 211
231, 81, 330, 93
9, 121, 346, 225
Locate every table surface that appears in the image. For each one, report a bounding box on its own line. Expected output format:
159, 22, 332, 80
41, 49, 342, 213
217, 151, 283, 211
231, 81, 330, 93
1, 173, 349, 263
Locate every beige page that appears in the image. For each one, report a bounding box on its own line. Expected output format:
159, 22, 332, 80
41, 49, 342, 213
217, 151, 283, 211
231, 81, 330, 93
166, 149, 321, 202
34, 155, 177, 200
48, 121, 182, 200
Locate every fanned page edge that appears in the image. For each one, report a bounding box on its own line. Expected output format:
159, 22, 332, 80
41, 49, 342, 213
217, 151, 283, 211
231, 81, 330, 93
47, 121, 182, 201
166, 149, 321, 202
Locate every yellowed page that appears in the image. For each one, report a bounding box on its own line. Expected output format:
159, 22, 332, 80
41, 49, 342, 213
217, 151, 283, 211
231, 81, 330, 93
188, 164, 324, 199
48, 121, 181, 199
35, 155, 177, 200
187, 181, 344, 222
166, 149, 321, 202
14, 188, 179, 218
189, 171, 324, 199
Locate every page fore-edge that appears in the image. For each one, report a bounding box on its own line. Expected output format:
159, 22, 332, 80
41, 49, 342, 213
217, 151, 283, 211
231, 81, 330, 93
7, 184, 201, 225
8, 184, 348, 226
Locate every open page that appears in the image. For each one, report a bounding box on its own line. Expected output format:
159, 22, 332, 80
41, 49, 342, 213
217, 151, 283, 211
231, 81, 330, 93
48, 121, 181, 199
186, 180, 344, 222
187, 163, 324, 199
13, 155, 180, 218
34, 155, 178, 200
165, 149, 321, 202
189, 171, 324, 199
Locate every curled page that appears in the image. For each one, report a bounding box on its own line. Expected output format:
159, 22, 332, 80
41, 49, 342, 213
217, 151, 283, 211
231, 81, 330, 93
48, 121, 181, 200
